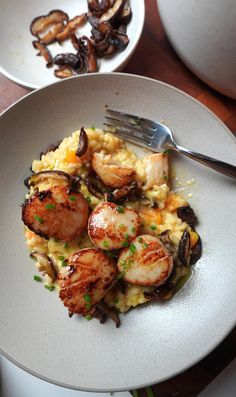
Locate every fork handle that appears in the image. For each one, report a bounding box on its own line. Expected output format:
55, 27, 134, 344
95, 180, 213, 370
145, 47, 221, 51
175, 145, 236, 179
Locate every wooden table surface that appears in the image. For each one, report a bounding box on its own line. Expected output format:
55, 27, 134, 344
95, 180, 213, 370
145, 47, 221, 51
0, 0, 235, 396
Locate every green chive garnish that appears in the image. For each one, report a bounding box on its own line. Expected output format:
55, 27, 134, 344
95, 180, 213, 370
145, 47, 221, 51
131, 226, 136, 233
124, 233, 129, 239
45, 285, 55, 291
58, 255, 67, 267
103, 240, 109, 248
34, 275, 42, 282
85, 196, 91, 203
116, 205, 125, 213
119, 224, 125, 229
150, 225, 157, 230
84, 294, 91, 302
45, 203, 56, 210
143, 242, 148, 249
85, 314, 92, 321
129, 243, 136, 253
64, 243, 69, 249
163, 175, 168, 180
90, 126, 95, 130
69, 196, 76, 202
122, 240, 129, 248
138, 237, 143, 243
34, 215, 44, 224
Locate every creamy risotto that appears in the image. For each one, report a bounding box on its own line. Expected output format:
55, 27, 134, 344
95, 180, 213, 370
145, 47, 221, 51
22, 127, 202, 325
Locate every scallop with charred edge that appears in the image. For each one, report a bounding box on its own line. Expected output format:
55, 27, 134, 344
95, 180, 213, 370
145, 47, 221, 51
88, 202, 140, 250
92, 152, 135, 188
118, 235, 173, 287
58, 248, 117, 314
22, 185, 89, 242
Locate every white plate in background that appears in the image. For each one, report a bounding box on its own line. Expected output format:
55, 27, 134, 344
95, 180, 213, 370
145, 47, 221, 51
0, 0, 144, 89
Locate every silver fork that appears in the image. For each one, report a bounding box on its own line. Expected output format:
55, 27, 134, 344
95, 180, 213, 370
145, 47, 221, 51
104, 109, 236, 179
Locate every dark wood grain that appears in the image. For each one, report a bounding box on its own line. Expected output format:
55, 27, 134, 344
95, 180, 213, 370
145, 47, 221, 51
0, 0, 235, 396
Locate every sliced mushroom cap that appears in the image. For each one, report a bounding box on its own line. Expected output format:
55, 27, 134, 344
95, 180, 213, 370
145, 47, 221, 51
100, 0, 126, 23
30, 10, 69, 36
178, 229, 191, 265
54, 65, 74, 78
56, 13, 88, 42
76, 127, 89, 157
32, 41, 53, 67
24, 170, 72, 188
177, 206, 198, 227
30, 251, 58, 281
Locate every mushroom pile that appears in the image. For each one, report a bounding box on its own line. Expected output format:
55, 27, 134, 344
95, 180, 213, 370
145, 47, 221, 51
30, 0, 132, 78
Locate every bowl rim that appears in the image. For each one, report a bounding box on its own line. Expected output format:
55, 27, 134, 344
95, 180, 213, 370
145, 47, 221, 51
0, 72, 235, 392
0, 0, 145, 90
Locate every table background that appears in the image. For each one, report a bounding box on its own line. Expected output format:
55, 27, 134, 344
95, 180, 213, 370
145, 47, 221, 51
0, 0, 235, 396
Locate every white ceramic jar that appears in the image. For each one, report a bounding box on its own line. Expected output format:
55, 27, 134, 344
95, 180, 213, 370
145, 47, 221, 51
158, 0, 236, 99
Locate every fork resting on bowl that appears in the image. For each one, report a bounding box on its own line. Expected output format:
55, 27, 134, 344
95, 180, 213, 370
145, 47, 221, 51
104, 109, 236, 179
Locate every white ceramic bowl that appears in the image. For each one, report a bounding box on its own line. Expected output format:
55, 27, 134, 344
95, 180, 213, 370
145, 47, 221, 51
158, 0, 236, 99
0, 73, 235, 391
0, 0, 145, 89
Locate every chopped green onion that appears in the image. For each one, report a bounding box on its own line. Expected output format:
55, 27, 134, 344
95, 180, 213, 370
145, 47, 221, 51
34, 275, 42, 282
85, 314, 92, 321
129, 243, 136, 253
45, 285, 55, 291
124, 233, 129, 239
85, 303, 92, 310
163, 175, 168, 180
150, 225, 157, 230
122, 240, 129, 248
103, 240, 109, 248
34, 215, 44, 224
131, 226, 136, 233
143, 242, 148, 249
119, 224, 125, 229
116, 205, 125, 213
45, 203, 56, 210
85, 196, 91, 203
64, 243, 69, 249
69, 196, 77, 202
90, 126, 95, 130
84, 294, 91, 302
138, 237, 143, 243
58, 255, 67, 267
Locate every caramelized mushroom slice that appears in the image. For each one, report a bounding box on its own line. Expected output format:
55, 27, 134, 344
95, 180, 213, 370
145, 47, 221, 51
178, 229, 191, 265
76, 127, 89, 157
100, 0, 126, 23
56, 13, 88, 42
177, 206, 198, 228
30, 10, 69, 36
32, 41, 53, 67
96, 301, 120, 327
39, 22, 65, 44
30, 251, 58, 281
54, 65, 74, 79
30, 10, 69, 44
88, 0, 110, 17
80, 36, 98, 72
24, 170, 72, 188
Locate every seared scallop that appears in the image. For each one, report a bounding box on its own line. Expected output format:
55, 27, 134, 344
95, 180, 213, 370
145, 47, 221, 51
143, 152, 169, 190
22, 185, 89, 242
88, 202, 140, 250
117, 234, 173, 286
92, 152, 135, 188
58, 248, 117, 314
